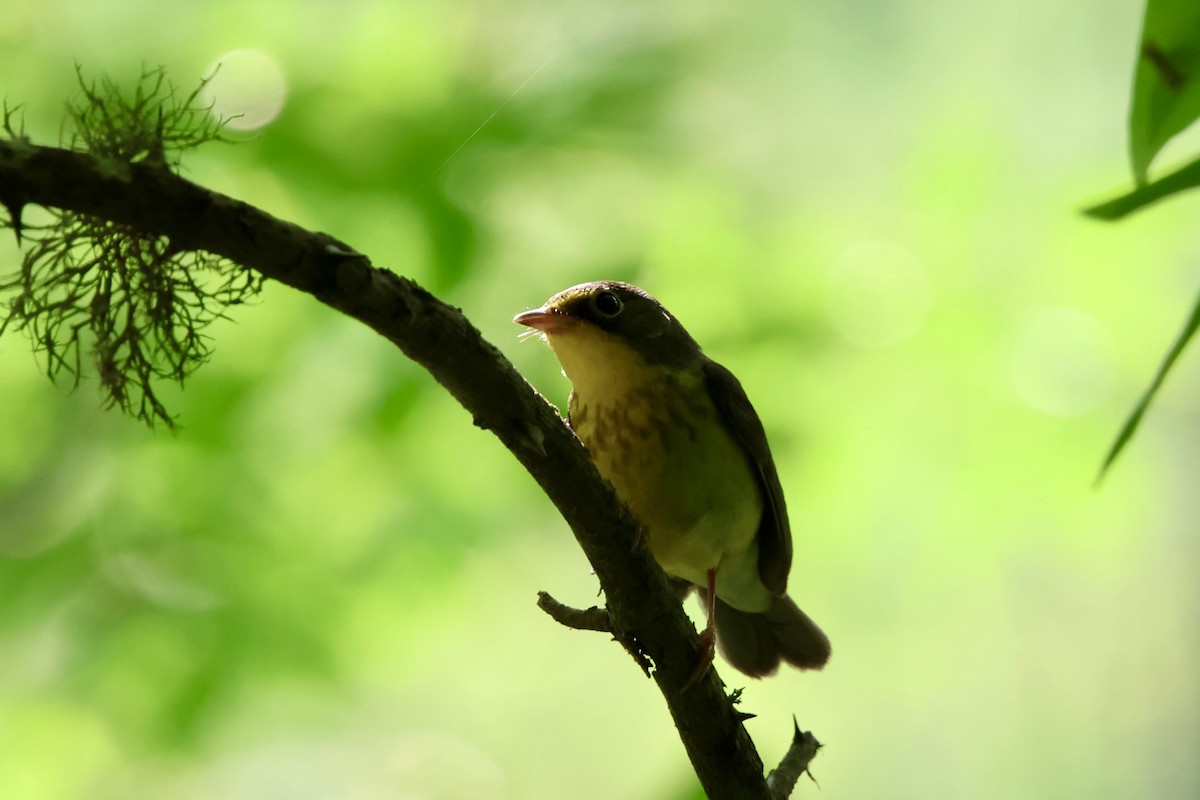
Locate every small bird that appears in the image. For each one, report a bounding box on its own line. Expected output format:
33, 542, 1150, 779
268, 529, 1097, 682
515, 281, 830, 678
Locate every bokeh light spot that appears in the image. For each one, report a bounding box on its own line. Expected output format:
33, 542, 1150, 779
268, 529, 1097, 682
201, 49, 287, 132
826, 242, 931, 348
1010, 306, 1116, 417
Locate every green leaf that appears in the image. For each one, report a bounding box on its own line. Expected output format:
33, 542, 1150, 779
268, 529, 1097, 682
1098, 287, 1200, 481
1084, 152, 1200, 220
1129, 0, 1200, 183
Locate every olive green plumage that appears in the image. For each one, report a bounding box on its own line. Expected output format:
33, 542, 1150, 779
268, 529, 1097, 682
515, 281, 829, 677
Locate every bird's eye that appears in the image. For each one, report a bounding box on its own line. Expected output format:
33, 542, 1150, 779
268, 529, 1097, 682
593, 291, 623, 317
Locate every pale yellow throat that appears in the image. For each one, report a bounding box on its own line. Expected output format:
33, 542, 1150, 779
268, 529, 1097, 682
543, 325, 770, 613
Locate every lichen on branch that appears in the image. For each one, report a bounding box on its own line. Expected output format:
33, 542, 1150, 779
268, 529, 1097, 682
67, 64, 226, 167
0, 66, 259, 427
0, 66, 818, 798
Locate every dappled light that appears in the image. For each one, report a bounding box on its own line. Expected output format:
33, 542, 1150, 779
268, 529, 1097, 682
825, 241, 930, 349
1010, 306, 1117, 417
1, 1, 1198, 799
201, 48, 288, 132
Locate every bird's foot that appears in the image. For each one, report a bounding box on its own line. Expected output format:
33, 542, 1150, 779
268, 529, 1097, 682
682, 627, 717, 690
631, 523, 648, 552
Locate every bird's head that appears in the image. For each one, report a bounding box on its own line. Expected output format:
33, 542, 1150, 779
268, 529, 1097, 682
514, 281, 701, 396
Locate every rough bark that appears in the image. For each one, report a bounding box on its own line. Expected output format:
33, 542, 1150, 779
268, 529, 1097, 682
0, 138, 812, 799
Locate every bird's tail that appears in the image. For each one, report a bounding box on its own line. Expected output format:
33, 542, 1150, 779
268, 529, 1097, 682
712, 594, 831, 678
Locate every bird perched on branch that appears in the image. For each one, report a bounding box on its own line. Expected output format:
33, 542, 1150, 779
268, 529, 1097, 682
515, 281, 830, 679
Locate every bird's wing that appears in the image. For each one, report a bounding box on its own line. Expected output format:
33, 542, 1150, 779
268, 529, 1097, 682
702, 359, 792, 596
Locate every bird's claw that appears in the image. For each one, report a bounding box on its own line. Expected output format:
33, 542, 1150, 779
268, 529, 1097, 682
683, 627, 717, 690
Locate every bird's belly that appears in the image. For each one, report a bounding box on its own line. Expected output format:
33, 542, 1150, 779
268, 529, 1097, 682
572, 387, 764, 595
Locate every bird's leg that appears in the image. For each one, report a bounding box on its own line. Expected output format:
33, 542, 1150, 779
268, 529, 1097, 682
631, 522, 648, 552
684, 567, 718, 689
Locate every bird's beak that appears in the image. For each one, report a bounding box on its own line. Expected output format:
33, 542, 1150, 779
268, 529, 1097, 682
513, 306, 575, 333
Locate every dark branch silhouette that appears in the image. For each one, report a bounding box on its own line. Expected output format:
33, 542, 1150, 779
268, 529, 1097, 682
0, 116, 818, 798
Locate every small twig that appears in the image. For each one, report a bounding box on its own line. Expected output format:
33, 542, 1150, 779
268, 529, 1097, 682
536, 591, 654, 678
536, 590, 612, 633
766, 719, 822, 799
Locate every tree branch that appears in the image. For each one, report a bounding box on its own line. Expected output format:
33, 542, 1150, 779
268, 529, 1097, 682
766, 722, 822, 799
0, 137, 814, 798
536, 590, 613, 634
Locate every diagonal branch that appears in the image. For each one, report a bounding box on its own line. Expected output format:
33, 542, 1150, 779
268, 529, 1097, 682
0, 138, 813, 799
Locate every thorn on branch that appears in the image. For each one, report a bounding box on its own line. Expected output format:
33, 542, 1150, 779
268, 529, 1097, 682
765, 718, 822, 800
1, 198, 24, 243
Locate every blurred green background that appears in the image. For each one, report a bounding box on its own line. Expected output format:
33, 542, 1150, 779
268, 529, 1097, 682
2, 1, 1198, 798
